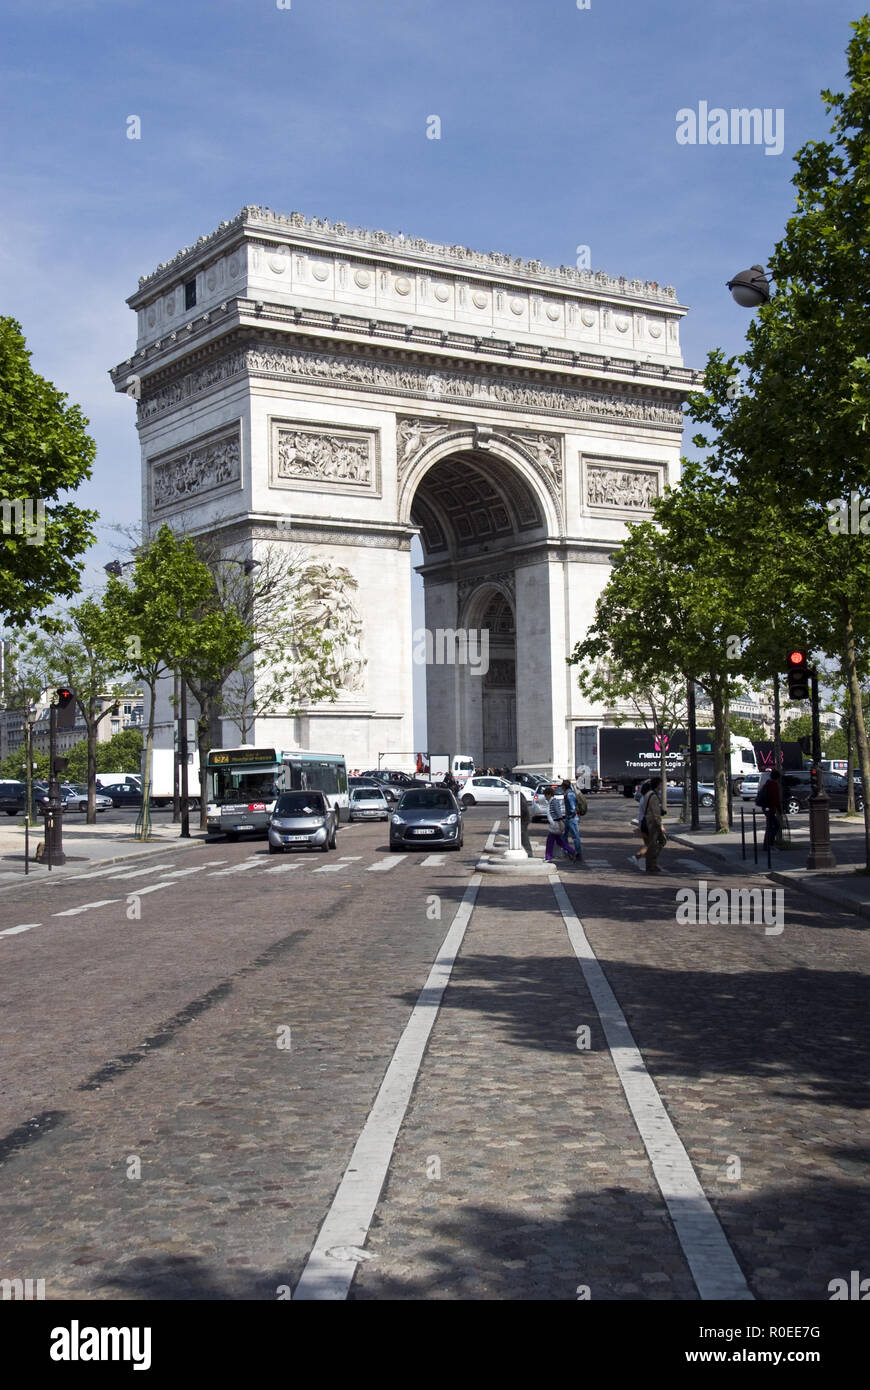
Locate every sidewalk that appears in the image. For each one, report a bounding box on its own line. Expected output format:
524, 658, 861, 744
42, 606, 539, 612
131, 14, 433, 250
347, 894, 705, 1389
0, 816, 209, 889
667, 811, 870, 921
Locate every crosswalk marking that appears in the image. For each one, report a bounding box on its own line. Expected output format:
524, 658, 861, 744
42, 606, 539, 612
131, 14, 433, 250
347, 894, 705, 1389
312, 862, 346, 873
420, 854, 446, 866
52, 899, 120, 917
367, 855, 405, 873
0, 924, 39, 937
261, 862, 305, 874
155, 865, 209, 879
78, 863, 175, 882
207, 858, 264, 876
338, 856, 363, 861
585, 858, 611, 867
124, 882, 174, 897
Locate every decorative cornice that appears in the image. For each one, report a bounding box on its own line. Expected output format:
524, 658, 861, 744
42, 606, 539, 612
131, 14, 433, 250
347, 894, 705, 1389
135, 205, 680, 306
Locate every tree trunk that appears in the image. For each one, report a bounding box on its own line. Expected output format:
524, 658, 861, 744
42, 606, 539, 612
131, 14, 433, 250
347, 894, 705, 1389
845, 708, 855, 815
712, 682, 731, 833
844, 615, 870, 867
659, 725, 668, 814
138, 678, 156, 841
86, 704, 98, 825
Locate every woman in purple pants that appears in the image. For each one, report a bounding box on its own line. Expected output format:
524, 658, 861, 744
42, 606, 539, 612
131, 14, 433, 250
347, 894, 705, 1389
545, 790, 575, 862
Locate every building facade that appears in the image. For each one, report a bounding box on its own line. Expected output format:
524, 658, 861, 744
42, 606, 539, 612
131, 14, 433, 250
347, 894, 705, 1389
110, 207, 698, 773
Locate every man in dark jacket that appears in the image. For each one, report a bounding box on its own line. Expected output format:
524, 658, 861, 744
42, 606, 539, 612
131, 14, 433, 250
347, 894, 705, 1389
642, 776, 666, 873
758, 769, 782, 850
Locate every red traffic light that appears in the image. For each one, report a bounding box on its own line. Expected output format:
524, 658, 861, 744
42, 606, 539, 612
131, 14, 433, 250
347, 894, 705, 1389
787, 650, 806, 668
56, 687, 74, 708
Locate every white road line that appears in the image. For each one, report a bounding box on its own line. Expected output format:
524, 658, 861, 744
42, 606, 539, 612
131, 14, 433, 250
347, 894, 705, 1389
338, 856, 363, 861
75, 863, 175, 882
677, 857, 716, 874
420, 854, 446, 866
0, 924, 39, 937
312, 862, 346, 873
124, 882, 174, 896
294, 873, 483, 1300
207, 859, 264, 876
261, 862, 305, 874
366, 855, 405, 873
102, 863, 177, 881
52, 899, 121, 918
155, 865, 208, 879
484, 821, 501, 852
585, 858, 612, 867
550, 877, 753, 1302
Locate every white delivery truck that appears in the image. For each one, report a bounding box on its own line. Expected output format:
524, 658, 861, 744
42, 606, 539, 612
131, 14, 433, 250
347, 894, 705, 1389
425, 754, 476, 785
147, 746, 201, 809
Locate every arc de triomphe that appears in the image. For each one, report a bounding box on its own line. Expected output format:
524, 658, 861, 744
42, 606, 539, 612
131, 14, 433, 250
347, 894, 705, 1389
110, 206, 697, 773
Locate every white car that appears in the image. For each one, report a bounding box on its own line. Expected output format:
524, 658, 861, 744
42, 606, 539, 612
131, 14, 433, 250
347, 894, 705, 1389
348, 786, 390, 822
459, 776, 533, 806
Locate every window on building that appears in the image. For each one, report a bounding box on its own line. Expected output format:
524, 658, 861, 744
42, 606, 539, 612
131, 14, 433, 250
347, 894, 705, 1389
184, 278, 197, 310
111, 720, 120, 735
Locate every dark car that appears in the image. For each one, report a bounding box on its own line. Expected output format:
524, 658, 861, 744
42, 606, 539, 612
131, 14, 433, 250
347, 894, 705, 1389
268, 790, 338, 853
0, 780, 30, 815
780, 771, 864, 814
390, 787, 463, 850
95, 775, 143, 808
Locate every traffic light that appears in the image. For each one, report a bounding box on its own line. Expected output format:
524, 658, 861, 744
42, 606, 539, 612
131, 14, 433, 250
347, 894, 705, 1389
786, 650, 810, 701
56, 686, 76, 730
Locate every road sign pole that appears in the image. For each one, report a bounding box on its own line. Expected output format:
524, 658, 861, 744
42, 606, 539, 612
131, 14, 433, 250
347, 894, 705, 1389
807, 666, 835, 870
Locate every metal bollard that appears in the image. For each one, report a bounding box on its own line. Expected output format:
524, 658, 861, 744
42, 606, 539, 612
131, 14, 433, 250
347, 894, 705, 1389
741, 808, 746, 860
752, 809, 758, 865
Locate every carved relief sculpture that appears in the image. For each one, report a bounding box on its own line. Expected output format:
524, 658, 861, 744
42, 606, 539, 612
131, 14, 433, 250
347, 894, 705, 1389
152, 427, 241, 510
586, 465, 659, 509
276, 427, 371, 485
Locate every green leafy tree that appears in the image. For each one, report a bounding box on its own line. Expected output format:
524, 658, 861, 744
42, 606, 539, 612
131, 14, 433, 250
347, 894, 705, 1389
13, 601, 135, 820
0, 318, 97, 626
101, 526, 247, 839
687, 18, 870, 861
64, 727, 143, 783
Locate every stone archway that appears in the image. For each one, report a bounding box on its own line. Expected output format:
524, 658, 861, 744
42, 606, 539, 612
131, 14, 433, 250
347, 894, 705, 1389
407, 443, 552, 770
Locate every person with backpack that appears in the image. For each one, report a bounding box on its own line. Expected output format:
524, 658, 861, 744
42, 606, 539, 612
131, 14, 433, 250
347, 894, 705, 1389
561, 778, 586, 860
545, 788, 575, 862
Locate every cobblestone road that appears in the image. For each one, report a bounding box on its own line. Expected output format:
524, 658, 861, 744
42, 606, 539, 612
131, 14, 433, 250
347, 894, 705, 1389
0, 801, 866, 1300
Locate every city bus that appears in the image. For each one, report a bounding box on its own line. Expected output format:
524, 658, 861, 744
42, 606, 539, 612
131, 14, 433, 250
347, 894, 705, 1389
205, 746, 348, 839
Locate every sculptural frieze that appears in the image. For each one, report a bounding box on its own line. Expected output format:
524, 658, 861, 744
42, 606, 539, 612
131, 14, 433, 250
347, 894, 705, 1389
138, 344, 683, 431
586, 465, 659, 509
151, 427, 241, 511
274, 425, 373, 486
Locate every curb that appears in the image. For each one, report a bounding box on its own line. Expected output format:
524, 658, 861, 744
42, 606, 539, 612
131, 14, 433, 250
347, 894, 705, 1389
667, 832, 736, 866
0, 833, 211, 894
768, 870, 870, 921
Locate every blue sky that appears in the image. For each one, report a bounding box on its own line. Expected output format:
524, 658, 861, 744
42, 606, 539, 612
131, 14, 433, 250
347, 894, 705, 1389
0, 0, 862, 588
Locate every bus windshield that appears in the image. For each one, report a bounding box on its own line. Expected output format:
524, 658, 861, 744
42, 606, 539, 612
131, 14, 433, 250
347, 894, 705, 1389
210, 768, 281, 803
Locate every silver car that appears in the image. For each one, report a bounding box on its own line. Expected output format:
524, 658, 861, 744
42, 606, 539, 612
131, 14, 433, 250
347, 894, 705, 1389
348, 786, 390, 822
61, 783, 113, 813
267, 791, 338, 853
